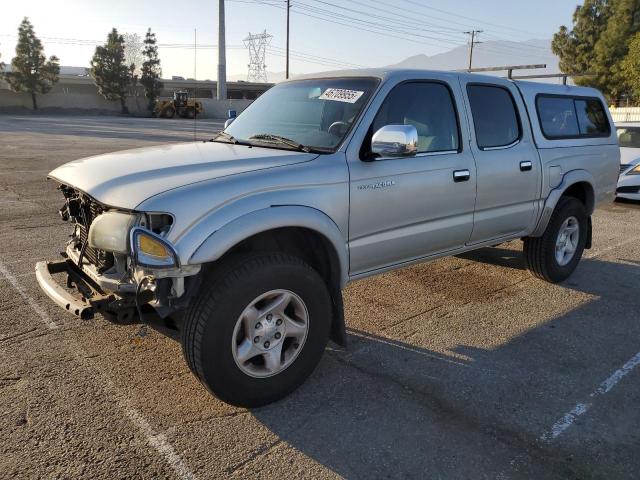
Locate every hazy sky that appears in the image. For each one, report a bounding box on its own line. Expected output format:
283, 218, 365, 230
0, 0, 577, 80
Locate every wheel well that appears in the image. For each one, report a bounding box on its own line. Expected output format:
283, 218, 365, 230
222, 227, 347, 345
562, 181, 594, 214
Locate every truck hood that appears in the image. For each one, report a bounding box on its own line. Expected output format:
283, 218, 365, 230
48, 141, 318, 209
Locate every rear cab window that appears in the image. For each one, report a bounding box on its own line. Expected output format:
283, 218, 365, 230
536, 95, 610, 139
466, 84, 521, 149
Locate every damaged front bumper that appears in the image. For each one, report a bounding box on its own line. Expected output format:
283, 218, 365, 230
34, 259, 153, 322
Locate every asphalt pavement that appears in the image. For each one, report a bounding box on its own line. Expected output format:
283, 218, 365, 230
1, 115, 639, 479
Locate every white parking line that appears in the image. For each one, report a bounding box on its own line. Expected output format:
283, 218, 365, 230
541, 351, 640, 442
0, 261, 59, 330
0, 259, 197, 480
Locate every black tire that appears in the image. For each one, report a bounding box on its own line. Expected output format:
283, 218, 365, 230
164, 107, 175, 118
184, 107, 195, 119
523, 196, 588, 283
182, 253, 332, 407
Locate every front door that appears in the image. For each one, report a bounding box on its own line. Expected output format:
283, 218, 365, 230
347, 79, 477, 275
459, 80, 541, 243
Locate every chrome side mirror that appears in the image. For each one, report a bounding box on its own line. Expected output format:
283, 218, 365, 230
224, 117, 235, 129
371, 124, 418, 158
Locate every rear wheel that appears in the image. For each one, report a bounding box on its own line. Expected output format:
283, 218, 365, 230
184, 107, 196, 119
163, 106, 175, 118
523, 196, 588, 283
182, 253, 332, 407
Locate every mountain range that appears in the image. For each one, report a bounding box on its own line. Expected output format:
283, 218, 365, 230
229, 39, 558, 83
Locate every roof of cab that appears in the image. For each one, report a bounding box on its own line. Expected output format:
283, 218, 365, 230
290, 68, 605, 96
292, 67, 511, 84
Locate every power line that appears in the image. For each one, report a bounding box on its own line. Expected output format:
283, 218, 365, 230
396, 0, 547, 39
247, 0, 467, 50
0, 32, 364, 69
310, 0, 467, 37
297, 0, 466, 46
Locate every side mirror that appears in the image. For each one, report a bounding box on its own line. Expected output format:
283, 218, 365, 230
224, 117, 235, 129
371, 124, 418, 158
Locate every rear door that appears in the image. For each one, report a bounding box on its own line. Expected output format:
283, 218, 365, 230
459, 79, 541, 243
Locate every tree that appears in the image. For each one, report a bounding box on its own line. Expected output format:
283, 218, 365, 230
552, 0, 640, 101
123, 33, 144, 76
622, 32, 640, 100
90, 28, 131, 114
4, 18, 60, 110
140, 29, 163, 114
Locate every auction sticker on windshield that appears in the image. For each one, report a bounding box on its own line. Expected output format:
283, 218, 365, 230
319, 88, 364, 103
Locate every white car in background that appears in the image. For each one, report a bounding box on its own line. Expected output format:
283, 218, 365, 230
617, 122, 640, 200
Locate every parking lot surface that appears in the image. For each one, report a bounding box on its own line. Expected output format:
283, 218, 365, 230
1, 115, 639, 479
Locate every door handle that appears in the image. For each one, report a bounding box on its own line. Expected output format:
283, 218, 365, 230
520, 160, 533, 172
453, 169, 470, 182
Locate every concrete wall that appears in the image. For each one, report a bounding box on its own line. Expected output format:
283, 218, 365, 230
610, 107, 640, 123
0, 78, 257, 119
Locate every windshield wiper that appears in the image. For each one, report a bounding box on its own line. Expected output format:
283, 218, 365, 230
211, 131, 238, 144
249, 134, 312, 153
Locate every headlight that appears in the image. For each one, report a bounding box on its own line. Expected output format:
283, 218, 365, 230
627, 164, 640, 175
88, 211, 136, 254
130, 227, 179, 269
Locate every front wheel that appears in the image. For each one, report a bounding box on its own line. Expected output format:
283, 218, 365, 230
182, 253, 332, 407
523, 196, 588, 283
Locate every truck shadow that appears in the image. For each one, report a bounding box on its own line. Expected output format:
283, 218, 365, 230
249, 249, 640, 479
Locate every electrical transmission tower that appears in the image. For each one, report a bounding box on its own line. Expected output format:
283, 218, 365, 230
243, 30, 272, 83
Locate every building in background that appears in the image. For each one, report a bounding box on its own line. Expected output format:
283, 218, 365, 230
0, 68, 273, 117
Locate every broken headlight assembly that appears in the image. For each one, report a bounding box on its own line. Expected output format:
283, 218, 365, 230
130, 227, 179, 269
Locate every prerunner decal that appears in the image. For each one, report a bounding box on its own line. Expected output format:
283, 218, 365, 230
319, 88, 364, 103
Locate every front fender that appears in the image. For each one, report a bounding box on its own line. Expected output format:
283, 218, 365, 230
530, 169, 595, 237
188, 205, 350, 287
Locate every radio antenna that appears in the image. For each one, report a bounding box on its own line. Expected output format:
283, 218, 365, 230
193, 28, 197, 141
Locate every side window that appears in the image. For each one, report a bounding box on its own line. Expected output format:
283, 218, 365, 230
536, 95, 610, 139
537, 96, 579, 138
575, 98, 609, 136
466, 85, 521, 149
372, 82, 459, 154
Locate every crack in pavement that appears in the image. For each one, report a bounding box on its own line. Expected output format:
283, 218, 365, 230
225, 439, 284, 476
0, 327, 38, 343
328, 351, 588, 480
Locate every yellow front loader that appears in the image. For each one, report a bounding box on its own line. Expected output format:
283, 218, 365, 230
154, 91, 203, 119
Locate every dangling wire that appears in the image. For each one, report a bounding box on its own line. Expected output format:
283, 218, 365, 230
135, 275, 154, 322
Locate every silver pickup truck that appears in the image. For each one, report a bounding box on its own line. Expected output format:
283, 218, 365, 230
36, 69, 619, 406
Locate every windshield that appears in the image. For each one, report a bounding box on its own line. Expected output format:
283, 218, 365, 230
222, 78, 379, 152
617, 127, 640, 148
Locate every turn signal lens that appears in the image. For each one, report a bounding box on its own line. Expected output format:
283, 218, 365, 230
628, 164, 640, 175
130, 227, 179, 269
139, 234, 170, 258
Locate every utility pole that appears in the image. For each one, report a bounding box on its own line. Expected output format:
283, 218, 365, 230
217, 0, 227, 100
286, 0, 291, 79
464, 30, 483, 72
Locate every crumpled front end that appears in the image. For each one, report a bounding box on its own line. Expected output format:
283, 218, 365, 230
35, 184, 199, 323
